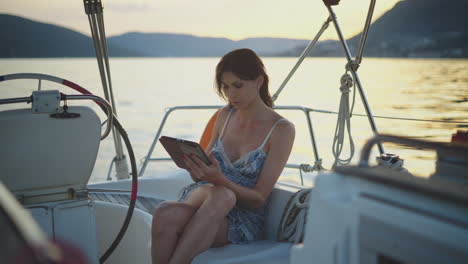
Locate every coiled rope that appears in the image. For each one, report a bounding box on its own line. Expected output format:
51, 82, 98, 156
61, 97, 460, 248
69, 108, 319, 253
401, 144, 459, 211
277, 188, 312, 243
332, 73, 356, 167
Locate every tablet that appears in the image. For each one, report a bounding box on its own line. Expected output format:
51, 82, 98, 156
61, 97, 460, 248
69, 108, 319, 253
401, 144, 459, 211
159, 136, 212, 168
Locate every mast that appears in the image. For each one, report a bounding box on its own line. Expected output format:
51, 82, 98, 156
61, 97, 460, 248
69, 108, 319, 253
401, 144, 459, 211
324, 0, 384, 155
83, 0, 129, 180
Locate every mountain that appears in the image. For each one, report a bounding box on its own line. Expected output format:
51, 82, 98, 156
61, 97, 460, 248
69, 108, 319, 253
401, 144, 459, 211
0, 14, 142, 58
361, 0, 467, 57
107, 33, 309, 57
2, 0, 467, 59
0, 14, 309, 58
108, 33, 236, 57
283, 0, 468, 58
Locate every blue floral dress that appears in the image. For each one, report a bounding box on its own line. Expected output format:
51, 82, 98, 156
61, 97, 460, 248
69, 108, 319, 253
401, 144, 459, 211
178, 109, 285, 244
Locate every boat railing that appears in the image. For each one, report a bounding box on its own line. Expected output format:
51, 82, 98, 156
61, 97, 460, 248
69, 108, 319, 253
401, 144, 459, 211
137, 103, 468, 185
138, 105, 326, 185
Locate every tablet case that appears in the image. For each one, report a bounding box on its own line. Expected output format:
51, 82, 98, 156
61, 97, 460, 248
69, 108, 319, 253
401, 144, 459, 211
159, 136, 211, 168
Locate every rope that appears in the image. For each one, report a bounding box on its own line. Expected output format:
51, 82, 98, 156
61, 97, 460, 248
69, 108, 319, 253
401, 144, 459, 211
298, 159, 324, 185
332, 73, 355, 167
277, 188, 312, 243
300, 106, 467, 125
363, 115, 468, 124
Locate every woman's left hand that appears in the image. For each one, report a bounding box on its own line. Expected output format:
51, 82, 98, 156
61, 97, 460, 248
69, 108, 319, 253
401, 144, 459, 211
183, 152, 226, 185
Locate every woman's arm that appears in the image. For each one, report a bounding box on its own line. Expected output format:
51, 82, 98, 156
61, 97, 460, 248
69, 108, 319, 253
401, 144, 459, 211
185, 120, 295, 209
204, 106, 230, 155
186, 106, 230, 182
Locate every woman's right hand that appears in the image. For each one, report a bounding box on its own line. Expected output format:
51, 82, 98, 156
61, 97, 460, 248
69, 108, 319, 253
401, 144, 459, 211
183, 153, 227, 185
186, 166, 200, 182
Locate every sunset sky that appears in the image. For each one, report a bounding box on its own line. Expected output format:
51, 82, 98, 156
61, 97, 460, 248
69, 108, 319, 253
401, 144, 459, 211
2, 0, 402, 40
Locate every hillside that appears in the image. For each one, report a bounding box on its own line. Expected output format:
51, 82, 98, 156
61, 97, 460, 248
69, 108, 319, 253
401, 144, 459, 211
0, 14, 308, 58
2, 0, 467, 58
107, 33, 309, 57
352, 0, 468, 57
0, 14, 141, 58
284, 0, 468, 58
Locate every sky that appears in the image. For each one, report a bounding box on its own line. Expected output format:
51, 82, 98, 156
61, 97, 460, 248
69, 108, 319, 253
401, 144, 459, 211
2, 0, 402, 40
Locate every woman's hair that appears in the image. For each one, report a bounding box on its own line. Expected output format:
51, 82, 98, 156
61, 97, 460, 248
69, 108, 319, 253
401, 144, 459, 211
215, 48, 273, 107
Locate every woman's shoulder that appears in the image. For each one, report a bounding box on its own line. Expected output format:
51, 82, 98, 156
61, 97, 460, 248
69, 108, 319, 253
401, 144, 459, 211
275, 118, 295, 135
206, 105, 232, 148
266, 115, 295, 152
213, 105, 236, 132
269, 110, 294, 128
217, 105, 233, 122
219, 105, 232, 115
270, 112, 295, 137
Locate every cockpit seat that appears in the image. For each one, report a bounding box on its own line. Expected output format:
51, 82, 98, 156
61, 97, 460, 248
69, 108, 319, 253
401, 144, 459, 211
194, 240, 291, 264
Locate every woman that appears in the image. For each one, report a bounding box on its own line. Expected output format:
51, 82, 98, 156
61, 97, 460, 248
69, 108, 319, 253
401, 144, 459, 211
151, 48, 295, 264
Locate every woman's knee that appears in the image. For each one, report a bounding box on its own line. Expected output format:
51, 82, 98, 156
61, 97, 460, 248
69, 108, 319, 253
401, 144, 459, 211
152, 202, 195, 233
209, 186, 236, 210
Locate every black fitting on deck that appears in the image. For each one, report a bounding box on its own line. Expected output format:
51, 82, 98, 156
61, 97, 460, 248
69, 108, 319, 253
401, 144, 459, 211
323, 0, 340, 6
83, 0, 103, 15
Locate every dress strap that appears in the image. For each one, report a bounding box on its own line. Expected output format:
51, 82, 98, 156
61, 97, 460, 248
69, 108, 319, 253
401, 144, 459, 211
219, 108, 234, 140
259, 118, 286, 149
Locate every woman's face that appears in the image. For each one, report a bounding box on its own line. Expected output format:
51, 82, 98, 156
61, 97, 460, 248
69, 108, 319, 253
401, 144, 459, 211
221, 71, 263, 109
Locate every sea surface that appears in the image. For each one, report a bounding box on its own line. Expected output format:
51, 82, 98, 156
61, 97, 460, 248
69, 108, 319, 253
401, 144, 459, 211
1, 57, 467, 186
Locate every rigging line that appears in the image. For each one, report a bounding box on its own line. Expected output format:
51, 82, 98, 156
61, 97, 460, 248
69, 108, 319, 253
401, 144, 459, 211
308, 109, 468, 124
96, 12, 125, 158
272, 16, 332, 102
88, 13, 119, 146
84, 0, 127, 175
88, 12, 123, 157
366, 115, 468, 124
327, 4, 384, 154
87, 15, 109, 100
97, 12, 116, 113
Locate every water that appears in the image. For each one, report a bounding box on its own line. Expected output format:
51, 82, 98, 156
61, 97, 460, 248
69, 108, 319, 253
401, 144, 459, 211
1, 58, 467, 185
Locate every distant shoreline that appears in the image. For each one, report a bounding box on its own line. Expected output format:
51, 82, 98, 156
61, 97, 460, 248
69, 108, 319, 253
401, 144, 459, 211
3, 0, 468, 59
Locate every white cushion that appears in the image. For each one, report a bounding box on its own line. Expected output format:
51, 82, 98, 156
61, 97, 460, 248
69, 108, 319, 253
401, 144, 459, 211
194, 240, 291, 264
0, 106, 100, 202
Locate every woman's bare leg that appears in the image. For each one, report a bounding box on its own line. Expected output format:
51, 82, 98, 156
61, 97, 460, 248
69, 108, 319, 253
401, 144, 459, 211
151, 184, 219, 264
169, 186, 236, 264
211, 218, 230, 248
151, 202, 197, 264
